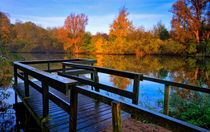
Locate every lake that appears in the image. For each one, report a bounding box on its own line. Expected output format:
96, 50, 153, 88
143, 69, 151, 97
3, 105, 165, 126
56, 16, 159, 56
1, 53, 210, 130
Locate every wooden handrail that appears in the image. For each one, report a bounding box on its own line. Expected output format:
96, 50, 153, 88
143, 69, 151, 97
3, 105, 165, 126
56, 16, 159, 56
62, 62, 210, 94
19, 58, 97, 64
62, 62, 143, 79
14, 62, 77, 95
143, 76, 210, 93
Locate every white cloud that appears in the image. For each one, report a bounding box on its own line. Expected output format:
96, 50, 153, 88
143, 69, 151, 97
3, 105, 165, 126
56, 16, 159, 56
87, 13, 164, 34
86, 14, 115, 34
129, 14, 164, 20
11, 15, 65, 28
10, 13, 165, 34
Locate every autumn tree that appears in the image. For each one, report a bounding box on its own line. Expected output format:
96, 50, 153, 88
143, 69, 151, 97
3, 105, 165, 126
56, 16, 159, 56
0, 12, 11, 45
171, 0, 210, 49
109, 8, 134, 54
91, 35, 108, 53
63, 13, 88, 53
8, 22, 63, 52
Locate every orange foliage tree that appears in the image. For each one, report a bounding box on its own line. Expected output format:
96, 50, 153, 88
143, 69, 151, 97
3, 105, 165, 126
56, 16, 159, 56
0, 12, 11, 45
109, 8, 134, 54
63, 13, 88, 53
171, 0, 209, 45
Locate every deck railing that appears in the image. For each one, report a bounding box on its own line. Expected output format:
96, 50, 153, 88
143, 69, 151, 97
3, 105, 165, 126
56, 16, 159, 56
14, 59, 96, 131
13, 59, 209, 132
60, 62, 143, 105
60, 61, 209, 131
60, 62, 210, 115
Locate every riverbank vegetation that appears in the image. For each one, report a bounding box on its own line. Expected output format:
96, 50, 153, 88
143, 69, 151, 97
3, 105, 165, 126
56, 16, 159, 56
0, 46, 13, 88
0, 0, 209, 56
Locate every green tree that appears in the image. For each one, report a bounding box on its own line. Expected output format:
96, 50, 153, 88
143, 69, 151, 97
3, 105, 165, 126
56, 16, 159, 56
153, 21, 170, 40
81, 32, 92, 52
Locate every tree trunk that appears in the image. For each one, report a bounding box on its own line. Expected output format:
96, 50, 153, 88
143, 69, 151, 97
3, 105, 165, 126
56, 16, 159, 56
194, 67, 199, 80
194, 30, 200, 44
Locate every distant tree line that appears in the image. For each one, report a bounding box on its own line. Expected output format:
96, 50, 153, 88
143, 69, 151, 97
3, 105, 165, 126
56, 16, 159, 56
0, 0, 209, 55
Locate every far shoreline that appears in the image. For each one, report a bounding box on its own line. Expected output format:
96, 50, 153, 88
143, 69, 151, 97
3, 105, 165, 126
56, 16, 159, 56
10, 51, 210, 58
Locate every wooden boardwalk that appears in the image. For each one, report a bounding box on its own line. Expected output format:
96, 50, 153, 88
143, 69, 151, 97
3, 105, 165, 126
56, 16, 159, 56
13, 59, 209, 132
14, 81, 130, 132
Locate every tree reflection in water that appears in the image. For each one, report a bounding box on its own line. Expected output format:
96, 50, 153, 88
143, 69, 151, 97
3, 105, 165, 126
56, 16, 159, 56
0, 89, 15, 131
0, 56, 15, 131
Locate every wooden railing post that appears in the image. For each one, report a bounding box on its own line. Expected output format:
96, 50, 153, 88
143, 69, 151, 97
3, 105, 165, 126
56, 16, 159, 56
62, 64, 66, 73
14, 66, 18, 85
24, 72, 29, 97
47, 62, 50, 72
111, 101, 122, 132
15, 92, 18, 104
163, 84, 169, 115
93, 68, 99, 92
42, 82, 49, 119
132, 74, 142, 105
69, 88, 78, 132
91, 72, 94, 90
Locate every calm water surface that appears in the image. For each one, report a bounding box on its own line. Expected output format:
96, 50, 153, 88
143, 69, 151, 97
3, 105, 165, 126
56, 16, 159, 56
1, 53, 209, 130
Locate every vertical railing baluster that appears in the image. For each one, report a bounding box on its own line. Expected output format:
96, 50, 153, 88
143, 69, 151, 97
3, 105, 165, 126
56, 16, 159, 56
62, 64, 66, 73
69, 88, 78, 132
47, 62, 50, 72
163, 84, 169, 115
111, 101, 122, 132
14, 66, 18, 85
24, 72, 29, 97
90, 63, 94, 90
93, 68, 99, 92
132, 74, 143, 105
42, 82, 49, 118
15, 93, 18, 104
90, 61, 94, 89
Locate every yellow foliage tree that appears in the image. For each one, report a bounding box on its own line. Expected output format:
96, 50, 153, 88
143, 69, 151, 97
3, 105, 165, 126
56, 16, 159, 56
109, 8, 134, 54
92, 36, 108, 53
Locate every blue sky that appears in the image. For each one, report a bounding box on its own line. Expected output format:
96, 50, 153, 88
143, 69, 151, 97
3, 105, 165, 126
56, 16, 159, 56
0, 0, 176, 34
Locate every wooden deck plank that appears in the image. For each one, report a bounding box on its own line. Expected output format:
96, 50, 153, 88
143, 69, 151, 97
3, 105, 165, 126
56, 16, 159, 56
14, 81, 130, 132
